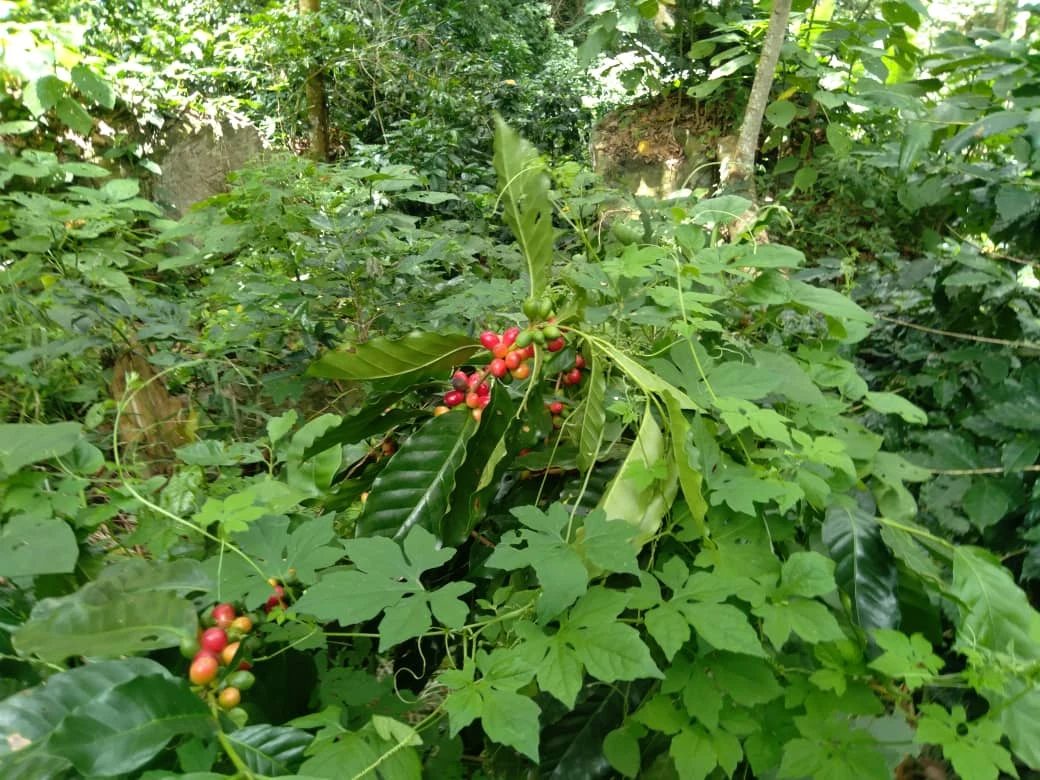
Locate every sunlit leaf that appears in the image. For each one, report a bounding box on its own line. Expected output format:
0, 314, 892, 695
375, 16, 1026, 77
308, 332, 480, 389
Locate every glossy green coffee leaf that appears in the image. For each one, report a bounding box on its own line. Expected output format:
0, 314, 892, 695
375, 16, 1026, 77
0, 658, 171, 777
822, 498, 899, 632
541, 686, 635, 780
577, 352, 607, 472
357, 408, 477, 538
0, 514, 78, 577
493, 117, 554, 299
307, 332, 480, 390
47, 675, 211, 776
224, 724, 313, 776
300, 399, 411, 460
442, 387, 517, 544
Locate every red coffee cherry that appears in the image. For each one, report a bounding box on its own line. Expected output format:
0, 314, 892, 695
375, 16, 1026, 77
549, 401, 564, 415
502, 326, 521, 345
479, 331, 500, 349
504, 351, 522, 371
211, 603, 236, 629
546, 337, 565, 352
444, 390, 465, 408
200, 627, 229, 654
574, 354, 586, 369
190, 655, 219, 686
489, 359, 508, 378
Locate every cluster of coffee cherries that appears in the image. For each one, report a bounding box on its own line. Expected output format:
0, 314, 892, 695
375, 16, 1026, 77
434, 326, 541, 422
183, 602, 257, 714
434, 298, 574, 422
263, 581, 287, 613
559, 352, 585, 387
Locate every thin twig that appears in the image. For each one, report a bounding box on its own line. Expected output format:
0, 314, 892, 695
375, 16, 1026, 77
876, 313, 1040, 351
929, 465, 1040, 476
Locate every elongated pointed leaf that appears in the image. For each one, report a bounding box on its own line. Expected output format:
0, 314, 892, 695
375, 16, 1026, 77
308, 332, 480, 389
541, 685, 639, 780
224, 724, 313, 776
0, 658, 172, 776
442, 388, 518, 544
302, 398, 412, 460
48, 675, 211, 776
14, 591, 198, 663
664, 395, 707, 539
598, 403, 678, 545
822, 497, 899, 631
577, 353, 607, 472
357, 410, 478, 538
493, 117, 554, 298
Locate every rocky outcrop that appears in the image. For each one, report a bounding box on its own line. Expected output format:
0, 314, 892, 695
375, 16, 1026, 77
591, 93, 727, 199
151, 115, 265, 216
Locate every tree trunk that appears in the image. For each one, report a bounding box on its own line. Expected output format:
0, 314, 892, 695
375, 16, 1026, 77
719, 0, 794, 199
299, 0, 330, 161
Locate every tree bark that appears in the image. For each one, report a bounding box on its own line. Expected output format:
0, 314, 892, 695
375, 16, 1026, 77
719, 0, 794, 199
299, 0, 330, 161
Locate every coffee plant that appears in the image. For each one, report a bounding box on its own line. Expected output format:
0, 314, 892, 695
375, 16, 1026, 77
2, 103, 1038, 778
2, 4, 1039, 777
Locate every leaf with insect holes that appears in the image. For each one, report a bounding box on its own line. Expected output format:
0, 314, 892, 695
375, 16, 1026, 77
915, 705, 1017, 780
307, 332, 480, 389
13, 560, 209, 662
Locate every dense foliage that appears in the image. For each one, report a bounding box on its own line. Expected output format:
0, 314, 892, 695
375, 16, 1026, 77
1, 1, 1038, 779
